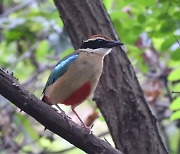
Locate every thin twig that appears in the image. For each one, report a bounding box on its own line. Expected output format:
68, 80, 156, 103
172, 91, 180, 94
0, 0, 36, 18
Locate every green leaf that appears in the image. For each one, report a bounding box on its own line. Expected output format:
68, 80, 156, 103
170, 97, 180, 110
171, 48, 180, 61
168, 59, 180, 67
132, 25, 142, 35
103, 0, 113, 10
14, 60, 34, 82
174, 11, 180, 20
120, 28, 137, 44
171, 83, 180, 92
161, 36, 175, 51
152, 37, 164, 51
170, 110, 180, 121
4, 30, 22, 42
137, 14, 146, 23
157, 13, 171, 20
39, 137, 51, 148
136, 0, 155, 6
159, 0, 167, 3
160, 20, 175, 33
168, 68, 180, 81
110, 11, 129, 21
36, 40, 50, 61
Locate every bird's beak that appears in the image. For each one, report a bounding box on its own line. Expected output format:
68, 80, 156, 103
105, 40, 124, 48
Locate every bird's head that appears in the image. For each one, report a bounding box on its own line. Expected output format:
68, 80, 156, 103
80, 34, 124, 56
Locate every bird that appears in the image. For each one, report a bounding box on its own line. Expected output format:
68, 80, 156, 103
42, 34, 123, 129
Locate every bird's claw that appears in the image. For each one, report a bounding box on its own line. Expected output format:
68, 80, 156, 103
82, 125, 93, 134
52, 107, 58, 112
60, 111, 71, 120
55, 105, 71, 120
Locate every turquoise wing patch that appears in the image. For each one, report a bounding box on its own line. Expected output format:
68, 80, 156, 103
43, 53, 79, 93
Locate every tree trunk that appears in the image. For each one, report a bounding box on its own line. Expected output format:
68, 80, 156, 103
53, 0, 168, 154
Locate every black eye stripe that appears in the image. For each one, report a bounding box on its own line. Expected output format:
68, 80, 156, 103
80, 39, 109, 49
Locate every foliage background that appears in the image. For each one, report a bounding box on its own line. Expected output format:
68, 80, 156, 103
0, 0, 180, 153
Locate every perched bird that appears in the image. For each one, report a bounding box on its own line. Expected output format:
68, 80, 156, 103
42, 34, 123, 128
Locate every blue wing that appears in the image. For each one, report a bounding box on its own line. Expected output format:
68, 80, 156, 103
43, 53, 79, 93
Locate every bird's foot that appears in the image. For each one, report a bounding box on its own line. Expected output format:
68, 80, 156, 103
52, 107, 58, 112
55, 105, 71, 120
82, 124, 93, 134
60, 110, 71, 120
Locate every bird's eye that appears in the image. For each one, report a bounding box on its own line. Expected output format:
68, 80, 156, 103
97, 39, 103, 43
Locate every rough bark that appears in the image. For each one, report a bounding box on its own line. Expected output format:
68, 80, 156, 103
53, 0, 168, 154
0, 69, 122, 154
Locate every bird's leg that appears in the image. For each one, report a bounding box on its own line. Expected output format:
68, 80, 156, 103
55, 105, 71, 119
71, 106, 91, 133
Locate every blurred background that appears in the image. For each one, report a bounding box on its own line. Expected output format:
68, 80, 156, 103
0, 0, 180, 153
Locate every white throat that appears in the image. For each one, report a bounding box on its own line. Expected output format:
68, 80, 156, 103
80, 48, 112, 57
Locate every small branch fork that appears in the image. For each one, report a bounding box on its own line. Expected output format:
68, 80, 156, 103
0, 68, 122, 154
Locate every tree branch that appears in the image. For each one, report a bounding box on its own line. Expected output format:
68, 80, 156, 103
0, 68, 122, 154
